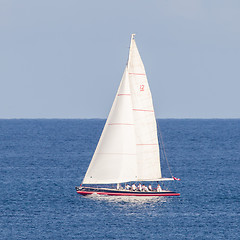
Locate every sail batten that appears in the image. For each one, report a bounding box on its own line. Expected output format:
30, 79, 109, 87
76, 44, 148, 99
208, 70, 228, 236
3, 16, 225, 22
82, 35, 162, 185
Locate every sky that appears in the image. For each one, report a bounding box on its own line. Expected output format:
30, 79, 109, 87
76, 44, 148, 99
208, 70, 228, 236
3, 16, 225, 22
0, 0, 240, 118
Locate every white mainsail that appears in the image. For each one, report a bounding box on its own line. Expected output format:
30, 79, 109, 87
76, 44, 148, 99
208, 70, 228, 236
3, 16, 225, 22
128, 34, 161, 181
82, 34, 163, 184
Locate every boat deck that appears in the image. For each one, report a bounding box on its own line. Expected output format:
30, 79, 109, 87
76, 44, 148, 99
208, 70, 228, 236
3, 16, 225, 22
76, 186, 180, 197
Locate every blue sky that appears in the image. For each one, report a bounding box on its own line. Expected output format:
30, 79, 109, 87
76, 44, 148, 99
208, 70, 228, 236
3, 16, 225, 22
0, 0, 239, 118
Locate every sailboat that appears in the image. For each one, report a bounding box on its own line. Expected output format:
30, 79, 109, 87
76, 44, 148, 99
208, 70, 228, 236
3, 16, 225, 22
76, 34, 180, 197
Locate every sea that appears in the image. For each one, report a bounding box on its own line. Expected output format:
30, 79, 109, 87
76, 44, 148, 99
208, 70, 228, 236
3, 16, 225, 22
0, 119, 239, 239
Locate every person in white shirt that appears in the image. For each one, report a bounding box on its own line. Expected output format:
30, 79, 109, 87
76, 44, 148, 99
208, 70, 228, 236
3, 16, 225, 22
132, 183, 136, 191
142, 184, 148, 192
157, 184, 162, 192
148, 184, 152, 191
138, 183, 142, 191
125, 184, 131, 190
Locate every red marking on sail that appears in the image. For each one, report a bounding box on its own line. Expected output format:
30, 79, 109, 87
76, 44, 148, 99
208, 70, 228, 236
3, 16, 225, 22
132, 109, 154, 112
140, 85, 144, 91
77, 191, 180, 197
117, 94, 131, 96
108, 123, 134, 126
136, 144, 158, 146
129, 73, 146, 76
98, 153, 136, 155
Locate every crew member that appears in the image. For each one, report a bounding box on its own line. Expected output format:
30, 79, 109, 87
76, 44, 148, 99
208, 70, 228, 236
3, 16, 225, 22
157, 184, 162, 192
132, 183, 136, 191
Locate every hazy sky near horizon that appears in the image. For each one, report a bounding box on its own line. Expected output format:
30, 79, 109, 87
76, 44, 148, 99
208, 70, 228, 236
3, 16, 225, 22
1, 0, 240, 118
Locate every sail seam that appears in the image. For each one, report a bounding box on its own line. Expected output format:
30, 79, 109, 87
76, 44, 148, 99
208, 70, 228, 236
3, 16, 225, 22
108, 123, 134, 125
136, 144, 158, 145
117, 94, 131, 96
129, 73, 146, 75
132, 109, 154, 112
97, 153, 136, 155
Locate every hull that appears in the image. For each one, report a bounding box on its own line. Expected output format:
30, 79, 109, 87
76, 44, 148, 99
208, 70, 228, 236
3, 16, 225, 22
76, 186, 180, 197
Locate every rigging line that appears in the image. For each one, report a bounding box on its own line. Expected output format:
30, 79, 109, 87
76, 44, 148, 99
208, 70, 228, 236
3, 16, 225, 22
156, 119, 173, 177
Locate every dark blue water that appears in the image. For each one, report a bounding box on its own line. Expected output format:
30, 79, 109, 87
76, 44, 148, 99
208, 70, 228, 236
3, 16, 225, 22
0, 119, 239, 239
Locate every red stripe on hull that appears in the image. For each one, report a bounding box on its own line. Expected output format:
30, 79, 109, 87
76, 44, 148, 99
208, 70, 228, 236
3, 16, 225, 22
77, 191, 180, 197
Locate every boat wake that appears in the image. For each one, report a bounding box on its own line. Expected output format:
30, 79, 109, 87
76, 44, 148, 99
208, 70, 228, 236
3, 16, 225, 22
84, 193, 168, 205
